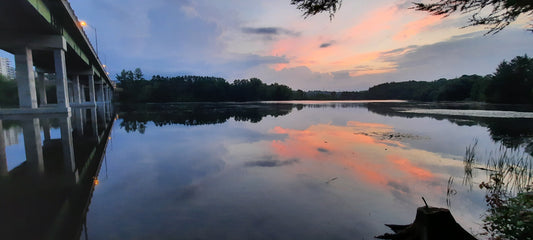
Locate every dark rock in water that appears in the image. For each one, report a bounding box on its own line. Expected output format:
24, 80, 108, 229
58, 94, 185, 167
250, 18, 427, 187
375, 206, 477, 240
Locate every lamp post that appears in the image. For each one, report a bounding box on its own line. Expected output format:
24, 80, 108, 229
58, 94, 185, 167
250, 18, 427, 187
79, 20, 98, 57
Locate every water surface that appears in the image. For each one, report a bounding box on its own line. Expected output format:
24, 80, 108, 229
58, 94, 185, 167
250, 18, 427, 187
1, 101, 532, 239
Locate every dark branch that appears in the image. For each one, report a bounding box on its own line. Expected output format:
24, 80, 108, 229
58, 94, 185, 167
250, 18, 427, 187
290, 0, 342, 20
412, 0, 533, 34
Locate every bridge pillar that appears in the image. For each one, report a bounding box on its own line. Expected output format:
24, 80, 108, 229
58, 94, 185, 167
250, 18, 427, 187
59, 115, 78, 183
90, 107, 99, 138
72, 75, 81, 104
72, 108, 84, 136
97, 82, 105, 102
42, 118, 51, 141
21, 118, 44, 174
88, 73, 96, 105
107, 87, 112, 102
54, 49, 70, 112
81, 85, 87, 103
0, 120, 7, 176
37, 72, 48, 106
14, 47, 38, 109
104, 85, 109, 102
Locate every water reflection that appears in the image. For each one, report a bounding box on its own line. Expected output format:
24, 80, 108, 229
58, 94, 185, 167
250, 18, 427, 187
365, 102, 533, 155
0, 104, 115, 240
117, 102, 533, 157
118, 103, 294, 133
268, 122, 448, 202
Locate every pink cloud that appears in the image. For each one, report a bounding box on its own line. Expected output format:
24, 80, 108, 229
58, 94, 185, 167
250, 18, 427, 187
393, 15, 442, 41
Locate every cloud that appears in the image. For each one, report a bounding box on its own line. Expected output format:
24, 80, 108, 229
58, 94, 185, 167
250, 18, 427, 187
319, 42, 335, 48
242, 27, 300, 38
70, 0, 533, 92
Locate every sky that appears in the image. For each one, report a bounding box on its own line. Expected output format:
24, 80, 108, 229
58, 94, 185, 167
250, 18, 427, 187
25, 0, 533, 90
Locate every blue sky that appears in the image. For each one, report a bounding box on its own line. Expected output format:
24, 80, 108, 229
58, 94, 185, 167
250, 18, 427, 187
6, 0, 533, 91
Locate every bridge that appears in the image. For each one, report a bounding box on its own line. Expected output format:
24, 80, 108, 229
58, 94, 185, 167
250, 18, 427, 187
0, 0, 113, 114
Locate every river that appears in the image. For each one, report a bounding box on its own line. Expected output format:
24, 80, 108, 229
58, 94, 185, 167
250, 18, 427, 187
1, 101, 532, 239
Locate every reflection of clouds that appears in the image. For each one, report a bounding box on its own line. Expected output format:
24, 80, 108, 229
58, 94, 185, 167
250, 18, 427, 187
388, 155, 433, 180
387, 181, 410, 194
245, 157, 299, 167
269, 121, 440, 194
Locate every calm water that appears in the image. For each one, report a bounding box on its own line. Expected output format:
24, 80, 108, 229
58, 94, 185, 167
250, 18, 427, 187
1, 101, 532, 239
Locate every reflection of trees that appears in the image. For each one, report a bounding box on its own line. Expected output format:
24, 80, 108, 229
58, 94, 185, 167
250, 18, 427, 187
118, 103, 294, 133
366, 102, 533, 156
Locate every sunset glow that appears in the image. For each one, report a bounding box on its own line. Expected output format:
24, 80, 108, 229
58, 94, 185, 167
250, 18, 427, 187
269, 122, 439, 191
66, 0, 533, 90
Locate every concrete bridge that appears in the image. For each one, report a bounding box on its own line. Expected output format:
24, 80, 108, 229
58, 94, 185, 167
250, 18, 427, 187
0, 0, 113, 114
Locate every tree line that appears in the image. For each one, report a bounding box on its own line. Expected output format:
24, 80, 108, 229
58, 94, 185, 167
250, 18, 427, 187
116, 69, 293, 102
115, 55, 532, 104
364, 55, 533, 104
0, 55, 531, 107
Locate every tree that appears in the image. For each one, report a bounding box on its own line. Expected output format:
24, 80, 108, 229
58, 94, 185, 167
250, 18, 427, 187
485, 55, 533, 103
290, 0, 342, 19
290, 0, 533, 33
413, 0, 533, 34
116, 69, 134, 83
133, 68, 144, 81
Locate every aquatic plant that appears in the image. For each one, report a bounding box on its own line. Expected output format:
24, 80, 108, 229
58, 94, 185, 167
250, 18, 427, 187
465, 142, 533, 239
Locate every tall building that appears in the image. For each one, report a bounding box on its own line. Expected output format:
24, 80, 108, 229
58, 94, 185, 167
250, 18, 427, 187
0, 57, 15, 79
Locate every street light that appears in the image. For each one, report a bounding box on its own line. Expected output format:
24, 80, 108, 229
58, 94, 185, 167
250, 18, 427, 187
79, 20, 98, 56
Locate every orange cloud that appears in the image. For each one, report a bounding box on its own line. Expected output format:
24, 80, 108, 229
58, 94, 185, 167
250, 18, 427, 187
348, 67, 396, 77
393, 15, 442, 41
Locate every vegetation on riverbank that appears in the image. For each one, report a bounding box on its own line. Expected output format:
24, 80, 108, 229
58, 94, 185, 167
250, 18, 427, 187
0, 74, 17, 107
1, 55, 531, 106
115, 55, 533, 104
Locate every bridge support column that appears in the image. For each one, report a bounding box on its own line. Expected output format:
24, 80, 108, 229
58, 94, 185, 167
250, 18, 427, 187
90, 107, 99, 138
97, 82, 104, 103
107, 87, 112, 102
104, 85, 110, 102
88, 73, 96, 105
37, 72, 48, 106
14, 47, 38, 109
42, 118, 51, 141
72, 108, 84, 136
59, 115, 78, 183
21, 118, 44, 174
0, 120, 8, 176
81, 85, 87, 103
54, 49, 70, 112
72, 75, 81, 104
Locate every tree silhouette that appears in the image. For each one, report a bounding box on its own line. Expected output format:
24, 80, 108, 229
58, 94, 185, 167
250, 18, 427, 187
290, 0, 533, 33
413, 0, 533, 34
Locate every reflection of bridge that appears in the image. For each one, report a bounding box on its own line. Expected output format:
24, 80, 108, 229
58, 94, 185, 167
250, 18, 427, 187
0, 0, 113, 114
0, 104, 115, 239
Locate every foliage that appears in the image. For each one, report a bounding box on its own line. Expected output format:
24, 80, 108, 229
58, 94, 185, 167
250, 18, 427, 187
290, 0, 342, 19
0, 74, 18, 107
480, 175, 533, 240
290, 0, 532, 33
115, 55, 532, 104
468, 141, 533, 240
485, 55, 533, 104
366, 75, 491, 101
413, 0, 533, 34
116, 69, 295, 103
